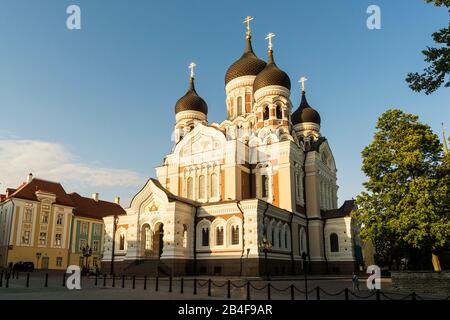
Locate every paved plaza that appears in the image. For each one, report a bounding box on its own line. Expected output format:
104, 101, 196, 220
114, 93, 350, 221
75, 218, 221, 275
0, 272, 433, 300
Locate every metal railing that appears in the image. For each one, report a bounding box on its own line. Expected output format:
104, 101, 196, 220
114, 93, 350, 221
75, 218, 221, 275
0, 270, 448, 301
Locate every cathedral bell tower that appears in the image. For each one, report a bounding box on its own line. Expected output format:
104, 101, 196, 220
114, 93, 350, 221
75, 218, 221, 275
253, 33, 292, 131
174, 63, 208, 143
291, 78, 321, 148
224, 16, 266, 121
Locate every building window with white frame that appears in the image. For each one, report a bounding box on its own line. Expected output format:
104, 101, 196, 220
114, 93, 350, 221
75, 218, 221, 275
330, 233, 339, 252
201, 227, 209, 247
56, 213, 64, 225
80, 222, 88, 235
24, 208, 33, 223
79, 239, 86, 251
54, 233, 62, 247
93, 224, 102, 236
22, 230, 30, 245
39, 232, 47, 245
216, 226, 224, 246
41, 210, 49, 224
93, 240, 99, 252
231, 225, 239, 245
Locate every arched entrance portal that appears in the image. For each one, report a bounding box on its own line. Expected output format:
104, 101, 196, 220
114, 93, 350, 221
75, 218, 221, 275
153, 223, 164, 258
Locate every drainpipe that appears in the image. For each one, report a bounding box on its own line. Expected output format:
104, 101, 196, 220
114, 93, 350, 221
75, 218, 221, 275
236, 201, 245, 276
302, 152, 312, 270
67, 213, 75, 269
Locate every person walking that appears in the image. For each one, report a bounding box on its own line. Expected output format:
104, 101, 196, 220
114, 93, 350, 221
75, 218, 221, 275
352, 272, 360, 292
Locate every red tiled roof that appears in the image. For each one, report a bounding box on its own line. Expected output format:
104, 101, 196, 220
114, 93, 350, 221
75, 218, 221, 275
6, 179, 75, 207
69, 192, 126, 220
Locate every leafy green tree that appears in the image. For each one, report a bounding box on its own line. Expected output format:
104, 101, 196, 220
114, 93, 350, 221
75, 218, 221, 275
406, 0, 449, 94
355, 109, 450, 270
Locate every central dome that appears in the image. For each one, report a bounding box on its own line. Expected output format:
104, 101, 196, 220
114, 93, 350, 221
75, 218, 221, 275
175, 77, 208, 115
225, 36, 267, 85
253, 50, 291, 93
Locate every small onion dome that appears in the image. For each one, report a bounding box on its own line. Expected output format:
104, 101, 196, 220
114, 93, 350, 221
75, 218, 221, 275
175, 77, 208, 115
253, 49, 291, 93
225, 36, 267, 85
292, 91, 321, 125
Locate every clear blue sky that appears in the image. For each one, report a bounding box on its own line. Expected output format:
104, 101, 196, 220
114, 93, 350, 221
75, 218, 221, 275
0, 0, 448, 206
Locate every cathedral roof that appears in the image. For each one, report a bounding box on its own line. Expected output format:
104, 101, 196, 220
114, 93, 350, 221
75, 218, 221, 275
322, 200, 356, 219
253, 49, 291, 92
175, 77, 208, 115
225, 36, 267, 85
291, 91, 321, 125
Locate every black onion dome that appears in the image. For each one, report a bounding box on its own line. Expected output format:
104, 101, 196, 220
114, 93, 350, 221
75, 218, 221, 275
175, 77, 208, 115
292, 91, 321, 125
253, 50, 291, 92
225, 36, 267, 85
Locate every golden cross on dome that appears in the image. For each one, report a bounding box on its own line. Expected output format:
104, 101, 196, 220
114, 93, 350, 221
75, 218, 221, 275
243, 16, 253, 37
299, 76, 308, 92
189, 62, 196, 78
265, 33, 275, 50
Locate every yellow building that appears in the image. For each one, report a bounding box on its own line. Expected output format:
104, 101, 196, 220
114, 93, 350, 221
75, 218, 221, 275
0, 174, 125, 271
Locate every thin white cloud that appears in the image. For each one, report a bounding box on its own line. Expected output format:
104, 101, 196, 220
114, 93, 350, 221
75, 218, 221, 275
0, 139, 144, 192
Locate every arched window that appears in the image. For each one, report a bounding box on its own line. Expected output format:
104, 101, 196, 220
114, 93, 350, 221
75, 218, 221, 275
187, 177, 193, 199
216, 226, 224, 246
119, 234, 125, 251
261, 174, 269, 198
231, 225, 239, 245
263, 106, 270, 120
278, 227, 282, 248
182, 225, 188, 248
144, 226, 151, 250
199, 175, 205, 199
284, 228, 288, 248
276, 105, 282, 119
330, 233, 339, 252
210, 173, 218, 198
271, 227, 275, 246
237, 96, 243, 115
201, 227, 209, 246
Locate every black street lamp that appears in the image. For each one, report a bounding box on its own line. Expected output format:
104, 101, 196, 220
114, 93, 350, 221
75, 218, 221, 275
110, 215, 119, 275
35, 252, 41, 270
259, 237, 272, 281
82, 246, 93, 270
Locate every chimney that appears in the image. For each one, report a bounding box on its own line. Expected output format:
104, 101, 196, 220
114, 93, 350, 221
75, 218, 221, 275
92, 192, 99, 202
114, 196, 120, 205
26, 173, 33, 183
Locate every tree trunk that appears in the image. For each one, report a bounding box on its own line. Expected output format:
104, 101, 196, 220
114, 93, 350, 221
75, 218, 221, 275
431, 252, 442, 271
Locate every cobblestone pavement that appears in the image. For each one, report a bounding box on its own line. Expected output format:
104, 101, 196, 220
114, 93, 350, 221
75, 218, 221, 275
0, 272, 441, 300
